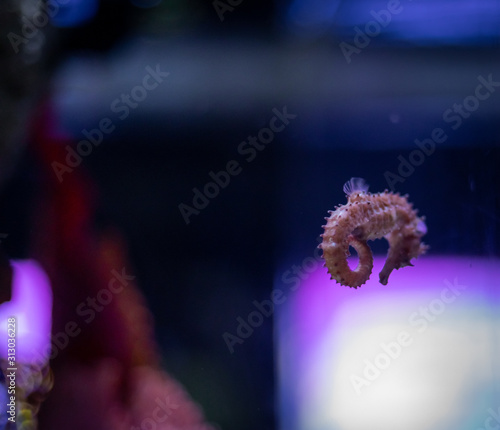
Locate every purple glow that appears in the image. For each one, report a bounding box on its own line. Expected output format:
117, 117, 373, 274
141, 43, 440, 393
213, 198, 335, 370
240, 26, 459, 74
288, 256, 500, 372
0, 260, 52, 366
296, 256, 499, 328
278, 256, 500, 430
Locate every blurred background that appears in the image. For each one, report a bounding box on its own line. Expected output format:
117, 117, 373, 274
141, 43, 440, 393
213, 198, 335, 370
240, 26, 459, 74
0, 0, 499, 429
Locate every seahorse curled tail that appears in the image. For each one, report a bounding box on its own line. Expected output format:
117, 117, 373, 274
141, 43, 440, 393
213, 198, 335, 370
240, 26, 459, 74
319, 178, 428, 288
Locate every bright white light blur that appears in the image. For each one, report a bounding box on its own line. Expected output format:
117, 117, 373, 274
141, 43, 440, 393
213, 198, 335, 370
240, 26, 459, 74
304, 317, 495, 430
278, 257, 500, 430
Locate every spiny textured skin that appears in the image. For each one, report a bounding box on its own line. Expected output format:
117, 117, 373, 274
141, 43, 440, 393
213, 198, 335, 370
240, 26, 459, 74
319, 179, 428, 288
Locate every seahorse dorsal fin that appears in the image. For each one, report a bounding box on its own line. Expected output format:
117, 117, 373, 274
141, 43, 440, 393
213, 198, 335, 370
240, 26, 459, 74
343, 177, 369, 196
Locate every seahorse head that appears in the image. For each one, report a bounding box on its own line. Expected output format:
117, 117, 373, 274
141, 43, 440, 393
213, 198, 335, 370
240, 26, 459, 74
343, 177, 369, 197
343, 177, 371, 205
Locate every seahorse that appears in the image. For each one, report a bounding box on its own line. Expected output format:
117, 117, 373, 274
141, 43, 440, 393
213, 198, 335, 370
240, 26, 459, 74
319, 178, 428, 288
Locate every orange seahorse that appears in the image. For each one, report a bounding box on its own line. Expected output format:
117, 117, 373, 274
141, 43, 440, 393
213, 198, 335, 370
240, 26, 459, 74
319, 178, 428, 288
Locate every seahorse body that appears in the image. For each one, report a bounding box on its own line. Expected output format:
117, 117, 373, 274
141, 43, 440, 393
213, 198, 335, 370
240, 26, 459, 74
319, 178, 428, 288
